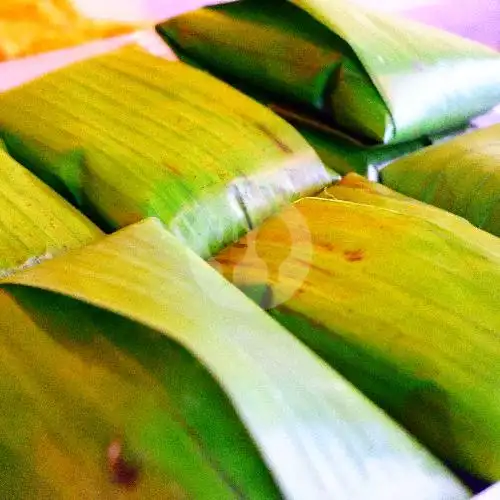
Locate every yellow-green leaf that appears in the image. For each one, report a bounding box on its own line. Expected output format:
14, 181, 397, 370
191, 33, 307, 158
0, 218, 467, 499
381, 124, 500, 238
215, 195, 500, 481
0, 142, 101, 277
0, 44, 331, 258
322, 173, 500, 257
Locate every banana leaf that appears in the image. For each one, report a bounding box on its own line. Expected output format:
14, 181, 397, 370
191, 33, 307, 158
272, 105, 469, 177
162, 51, 461, 179
0, 44, 331, 258
320, 173, 500, 256
380, 124, 500, 238
214, 189, 500, 481
0, 217, 468, 499
157, 0, 500, 144
0, 141, 101, 277
299, 126, 426, 178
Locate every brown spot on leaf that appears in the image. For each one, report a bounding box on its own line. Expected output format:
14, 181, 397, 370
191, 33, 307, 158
295, 258, 334, 278
108, 440, 139, 488
320, 241, 336, 252
232, 241, 248, 249
344, 249, 364, 262
215, 256, 250, 269
165, 162, 184, 177
253, 122, 293, 154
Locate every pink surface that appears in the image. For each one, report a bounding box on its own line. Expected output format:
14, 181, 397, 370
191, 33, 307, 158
0, 30, 173, 92
72, 0, 232, 21
72, 0, 500, 48
0, 1, 231, 91
406, 0, 500, 49
72, 0, 187, 20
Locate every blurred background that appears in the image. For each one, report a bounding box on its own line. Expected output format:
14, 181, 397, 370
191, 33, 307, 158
72, 0, 500, 48
1, 0, 498, 117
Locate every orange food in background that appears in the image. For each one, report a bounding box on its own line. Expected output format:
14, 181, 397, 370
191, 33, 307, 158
0, 0, 140, 60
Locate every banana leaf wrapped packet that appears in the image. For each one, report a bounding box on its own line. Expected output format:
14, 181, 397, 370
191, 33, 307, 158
0, 45, 331, 258
381, 124, 500, 237
0, 217, 468, 499
214, 174, 500, 482
0, 141, 101, 276
165, 58, 460, 178
158, 0, 500, 147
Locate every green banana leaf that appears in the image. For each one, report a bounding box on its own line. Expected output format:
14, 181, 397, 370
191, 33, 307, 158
214, 192, 500, 481
298, 125, 429, 177
159, 49, 460, 179
0, 217, 468, 499
0, 141, 101, 277
272, 105, 468, 177
0, 44, 331, 259
158, 0, 500, 144
381, 124, 500, 238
